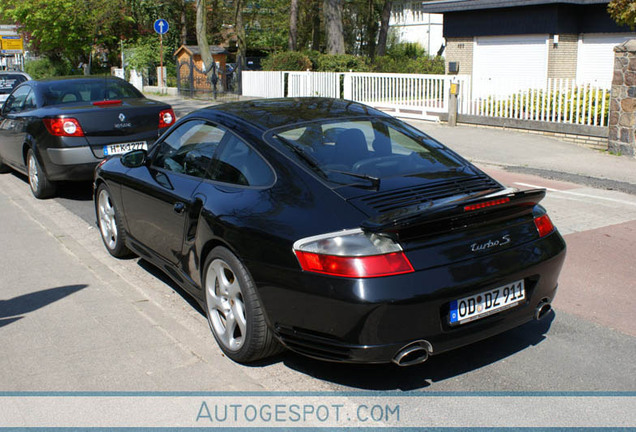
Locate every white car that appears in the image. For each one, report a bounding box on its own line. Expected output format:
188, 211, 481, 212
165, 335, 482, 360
0, 71, 32, 104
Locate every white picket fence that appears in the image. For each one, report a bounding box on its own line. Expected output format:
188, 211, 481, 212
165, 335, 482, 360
467, 77, 610, 127
241, 71, 609, 127
288, 71, 341, 98
241, 71, 285, 98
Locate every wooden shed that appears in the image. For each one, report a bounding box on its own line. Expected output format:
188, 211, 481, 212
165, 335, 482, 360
174, 45, 228, 93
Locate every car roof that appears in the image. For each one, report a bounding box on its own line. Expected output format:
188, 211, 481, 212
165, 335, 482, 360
0, 71, 30, 77
200, 97, 391, 131
33, 75, 127, 84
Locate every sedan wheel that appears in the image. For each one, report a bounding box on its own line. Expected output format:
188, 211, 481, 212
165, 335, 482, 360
96, 184, 131, 258
27, 149, 55, 199
204, 247, 282, 362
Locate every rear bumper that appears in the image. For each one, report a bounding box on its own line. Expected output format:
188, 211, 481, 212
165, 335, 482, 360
254, 232, 566, 364
45, 147, 100, 181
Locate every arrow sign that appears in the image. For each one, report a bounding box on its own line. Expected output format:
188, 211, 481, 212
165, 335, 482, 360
154, 19, 169, 35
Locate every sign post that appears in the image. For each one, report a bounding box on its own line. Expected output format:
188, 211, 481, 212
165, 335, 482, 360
153, 19, 169, 87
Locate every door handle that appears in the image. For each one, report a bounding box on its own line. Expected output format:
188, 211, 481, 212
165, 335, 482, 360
173, 202, 186, 214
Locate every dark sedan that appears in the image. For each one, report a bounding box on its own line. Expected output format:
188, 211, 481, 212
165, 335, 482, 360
94, 98, 566, 366
0, 76, 175, 198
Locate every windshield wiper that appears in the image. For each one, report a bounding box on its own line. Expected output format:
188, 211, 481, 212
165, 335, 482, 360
274, 134, 325, 175
328, 169, 381, 190
274, 134, 381, 190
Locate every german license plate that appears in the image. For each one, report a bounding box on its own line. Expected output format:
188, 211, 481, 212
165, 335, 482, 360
104, 141, 147, 156
450, 280, 525, 325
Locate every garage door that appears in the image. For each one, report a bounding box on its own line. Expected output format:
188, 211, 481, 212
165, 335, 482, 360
577, 33, 635, 87
473, 34, 549, 97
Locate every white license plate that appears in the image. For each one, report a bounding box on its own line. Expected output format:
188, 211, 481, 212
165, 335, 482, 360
104, 141, 147, 156
450, 280, 525, 325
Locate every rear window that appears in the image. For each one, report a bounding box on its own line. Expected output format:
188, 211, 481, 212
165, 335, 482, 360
41, 79, 143, 106
0, 74, 28, 95
267, 118, 463, 184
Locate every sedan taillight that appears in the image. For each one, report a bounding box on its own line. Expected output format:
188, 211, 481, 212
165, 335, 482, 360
293, 229, 414, 278
159, 109, 175, 128
43, 118, 85, 137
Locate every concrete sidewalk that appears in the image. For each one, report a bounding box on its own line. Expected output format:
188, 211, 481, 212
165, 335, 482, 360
148, 93, 636, 194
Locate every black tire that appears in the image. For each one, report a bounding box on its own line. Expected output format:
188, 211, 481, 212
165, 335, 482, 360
203, 246, 282, 363
95, 183, 133, 258
26, 149, 56, 199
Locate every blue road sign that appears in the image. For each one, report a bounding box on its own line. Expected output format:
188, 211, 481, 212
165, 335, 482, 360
154, 19, 169, 35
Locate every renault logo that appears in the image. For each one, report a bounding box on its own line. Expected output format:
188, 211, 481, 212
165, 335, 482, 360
118, 113, 126, 122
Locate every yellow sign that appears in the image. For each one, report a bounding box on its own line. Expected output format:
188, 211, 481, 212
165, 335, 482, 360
0, 36, 24, 53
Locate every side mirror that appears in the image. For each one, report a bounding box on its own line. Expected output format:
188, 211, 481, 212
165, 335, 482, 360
121, 149, 147, 168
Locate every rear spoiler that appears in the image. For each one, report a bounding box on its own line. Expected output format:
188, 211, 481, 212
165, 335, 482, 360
361, 188, 546, 234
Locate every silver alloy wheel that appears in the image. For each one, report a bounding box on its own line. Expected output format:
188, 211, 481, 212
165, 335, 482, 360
205, 259, 247, 351
97, 189, 118, 250
28, 152, 39, 192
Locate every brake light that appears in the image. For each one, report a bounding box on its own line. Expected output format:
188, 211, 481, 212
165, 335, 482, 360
43, 118, 85, 137
534, 214, 555, 237
93, 100, 122, 106
295, 251, 413, 278
464, 197, 510, 212
159, 109, 175, 128
293, 228, 414, 278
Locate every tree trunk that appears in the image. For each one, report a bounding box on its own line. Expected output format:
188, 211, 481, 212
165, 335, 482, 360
323, 0, 345, 54
366, 0, 378, 60
180, 0, 187, 46
376, 0, 392, 57
196, 0, 216, 95
235, 0, 246, 93
289, 0, 299, 51
311, 0, 321, 51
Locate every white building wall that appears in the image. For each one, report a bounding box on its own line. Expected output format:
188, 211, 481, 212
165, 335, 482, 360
389, 1, 445, 56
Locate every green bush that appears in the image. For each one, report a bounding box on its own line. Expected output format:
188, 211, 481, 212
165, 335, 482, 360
24, 58, 73, 79
373, 56, 444, 74
261, 52, 312, 71
305, 51, 370, 72
372, 42, 444, 74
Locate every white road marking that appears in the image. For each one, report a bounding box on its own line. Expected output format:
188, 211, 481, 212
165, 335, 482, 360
513, 182, 636, 207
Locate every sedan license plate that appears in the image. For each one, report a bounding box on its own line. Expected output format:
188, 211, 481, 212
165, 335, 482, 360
104, 141, 147, 156
450, 280, 525, 325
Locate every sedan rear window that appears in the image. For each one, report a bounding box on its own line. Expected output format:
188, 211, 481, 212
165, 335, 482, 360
41, 79, 143, 106
268, 118, 463, 183
0, 74, 28, 95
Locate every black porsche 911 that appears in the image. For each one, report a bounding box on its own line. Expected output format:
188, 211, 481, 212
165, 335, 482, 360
94, 98, 566, 366
0, 76, 175, 198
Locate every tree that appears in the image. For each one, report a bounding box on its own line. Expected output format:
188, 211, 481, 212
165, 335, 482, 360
195, 0, 216, 88
376, 1, 392, 57
608, 0, 636, 30
323, 0, 345, 54
288, 0, 299, 51
0, 0, 134, 70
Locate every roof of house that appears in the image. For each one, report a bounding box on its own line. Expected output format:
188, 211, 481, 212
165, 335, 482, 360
174, 45, 228, 58
420, 0, 609, 13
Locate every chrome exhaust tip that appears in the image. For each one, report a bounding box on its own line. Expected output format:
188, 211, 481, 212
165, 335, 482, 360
392, 340, 432, 367
535, 299, 552, 320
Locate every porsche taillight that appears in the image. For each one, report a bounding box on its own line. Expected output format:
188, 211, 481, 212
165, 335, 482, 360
293, 229, 414, 278
534, 214, 555, 237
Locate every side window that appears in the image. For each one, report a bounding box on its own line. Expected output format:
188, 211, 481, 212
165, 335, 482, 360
209, 134, 274, 187
3, 86, 32, 114
152, 120, 225, 178
23, 91, 37, 110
